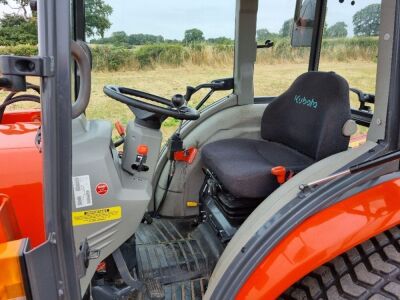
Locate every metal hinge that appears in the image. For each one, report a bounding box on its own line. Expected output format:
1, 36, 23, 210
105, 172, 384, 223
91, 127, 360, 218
0, 55, 54, 77
0, 55, 54, 92
76, 239, 100, 278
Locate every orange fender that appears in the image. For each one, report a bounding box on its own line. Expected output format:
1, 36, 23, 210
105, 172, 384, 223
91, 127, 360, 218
0, 110, 44, 248
237, 178, 400, 299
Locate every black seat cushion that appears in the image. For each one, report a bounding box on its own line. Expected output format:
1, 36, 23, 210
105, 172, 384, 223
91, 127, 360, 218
202, 138, 314, 199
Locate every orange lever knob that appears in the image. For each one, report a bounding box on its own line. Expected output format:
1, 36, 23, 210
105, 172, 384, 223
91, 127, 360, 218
271, 166, 287, 184
115, 121, 126, 137
137, 144, 149, 156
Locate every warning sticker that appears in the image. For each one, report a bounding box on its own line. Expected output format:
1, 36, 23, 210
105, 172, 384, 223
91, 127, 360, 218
72, 206, 122, 226
72, 175, 93, 208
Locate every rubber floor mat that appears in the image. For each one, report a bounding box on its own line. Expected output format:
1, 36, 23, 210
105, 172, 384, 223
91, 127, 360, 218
135, 219, 210, 299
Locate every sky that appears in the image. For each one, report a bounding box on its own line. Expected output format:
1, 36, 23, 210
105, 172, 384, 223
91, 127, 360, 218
103, 0, 381, 39
0, 0, 381, 38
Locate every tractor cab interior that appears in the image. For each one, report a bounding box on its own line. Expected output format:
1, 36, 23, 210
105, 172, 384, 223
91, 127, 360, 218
0, 0, 386, 298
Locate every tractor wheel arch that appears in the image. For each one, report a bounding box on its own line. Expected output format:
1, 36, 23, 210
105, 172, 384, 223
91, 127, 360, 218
282, 228, 400, 299
235, 177, 400, 300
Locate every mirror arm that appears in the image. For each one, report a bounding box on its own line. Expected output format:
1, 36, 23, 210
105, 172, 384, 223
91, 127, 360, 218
185, 82, 226, 101
196, 89, 215, 110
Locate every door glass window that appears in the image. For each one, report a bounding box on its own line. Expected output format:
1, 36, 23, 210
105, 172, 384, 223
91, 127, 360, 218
319, 0, 381, 146
254, 0, 312, 96
84, 0, 235, 137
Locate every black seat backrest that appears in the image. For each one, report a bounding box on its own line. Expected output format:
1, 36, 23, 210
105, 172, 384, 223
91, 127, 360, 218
261, 71, 351, 161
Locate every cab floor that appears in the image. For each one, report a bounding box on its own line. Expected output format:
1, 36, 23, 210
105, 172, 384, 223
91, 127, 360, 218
135, 218, 211, 300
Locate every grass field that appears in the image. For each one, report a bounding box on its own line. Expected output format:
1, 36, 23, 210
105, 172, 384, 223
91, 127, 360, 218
1, 61, 377, 139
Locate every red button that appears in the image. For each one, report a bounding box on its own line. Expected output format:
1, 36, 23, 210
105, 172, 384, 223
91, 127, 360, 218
96, 183, 109, 195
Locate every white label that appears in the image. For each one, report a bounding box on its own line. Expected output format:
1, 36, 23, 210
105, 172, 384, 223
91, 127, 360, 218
72, 175, 93, 208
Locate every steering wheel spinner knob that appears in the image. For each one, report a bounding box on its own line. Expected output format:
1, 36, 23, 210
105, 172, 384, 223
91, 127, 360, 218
172, 94, 186, 109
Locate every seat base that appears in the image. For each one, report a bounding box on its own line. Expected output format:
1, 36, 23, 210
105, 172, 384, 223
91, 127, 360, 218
202, 138, 314, 199
200, 171, 264, 243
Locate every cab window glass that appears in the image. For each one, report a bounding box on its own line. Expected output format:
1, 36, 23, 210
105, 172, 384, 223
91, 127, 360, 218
319, 0, 381, 146
84, 0, 235, 137
254, 0, 312, 96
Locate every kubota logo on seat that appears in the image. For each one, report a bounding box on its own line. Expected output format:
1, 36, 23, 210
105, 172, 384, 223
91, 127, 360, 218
294, 95, 318, 109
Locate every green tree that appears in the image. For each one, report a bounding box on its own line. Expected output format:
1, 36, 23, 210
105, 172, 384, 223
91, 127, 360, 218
85, 0, 113, 38
280, 19, 294, 37
0, 0, 113, 40
353, 4, 381, 36
0, 0, 31, 19
0, 14, 37, 45
110, 31, 127, 45
127, 33, 164, 45
183, 28, 205, 44
326, 22, 348, 38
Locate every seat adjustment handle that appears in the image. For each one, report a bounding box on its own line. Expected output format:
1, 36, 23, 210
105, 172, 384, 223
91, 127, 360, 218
271, 166, 287, 184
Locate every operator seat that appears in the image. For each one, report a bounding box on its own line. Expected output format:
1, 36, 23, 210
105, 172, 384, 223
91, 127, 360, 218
201, 72, 353, 219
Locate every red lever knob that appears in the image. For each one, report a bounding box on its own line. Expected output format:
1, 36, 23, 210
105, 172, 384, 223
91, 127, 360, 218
271, 166, 287, 184
137, 144, 148, 156
115, 121, 126, 137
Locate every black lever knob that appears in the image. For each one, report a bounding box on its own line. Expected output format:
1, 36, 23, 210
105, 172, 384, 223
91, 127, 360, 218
172, 94, 186, 108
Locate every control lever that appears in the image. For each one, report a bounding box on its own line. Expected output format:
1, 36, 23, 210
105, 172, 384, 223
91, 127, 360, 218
271, 166, 295, 185
271, 166, 287, 184
132, 144, 149, 172
114, 121, 126, 148
115, 120, 126, 137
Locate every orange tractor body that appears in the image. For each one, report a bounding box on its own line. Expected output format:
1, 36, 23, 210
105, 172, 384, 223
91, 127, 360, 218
0, 110, 44, 247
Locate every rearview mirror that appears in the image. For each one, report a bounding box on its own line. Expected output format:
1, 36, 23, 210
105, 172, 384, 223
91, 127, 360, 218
291, 0, 317, 47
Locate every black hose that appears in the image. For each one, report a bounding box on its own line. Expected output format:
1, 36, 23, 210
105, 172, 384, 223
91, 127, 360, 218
0, 82, 40, 123
0, 94, 41, 123
26, 83, 40, 94
154, 160, 176, 217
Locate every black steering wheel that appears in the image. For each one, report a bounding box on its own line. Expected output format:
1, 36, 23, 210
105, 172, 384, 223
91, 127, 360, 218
103, 85, 200, 122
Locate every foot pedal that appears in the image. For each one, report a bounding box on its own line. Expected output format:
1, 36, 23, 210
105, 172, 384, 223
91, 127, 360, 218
145, 279, 165, 300
112, 249, 143, 292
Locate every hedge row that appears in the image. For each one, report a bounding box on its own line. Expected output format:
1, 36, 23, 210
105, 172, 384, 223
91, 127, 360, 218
0, 37, 379, 72
0, 44, 38, 56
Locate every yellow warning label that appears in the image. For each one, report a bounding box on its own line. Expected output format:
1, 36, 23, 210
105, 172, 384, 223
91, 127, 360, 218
186, 201, 198, 207
72, 206, 122, 226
